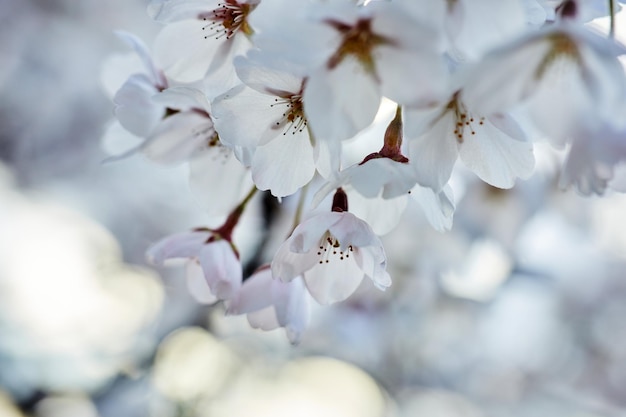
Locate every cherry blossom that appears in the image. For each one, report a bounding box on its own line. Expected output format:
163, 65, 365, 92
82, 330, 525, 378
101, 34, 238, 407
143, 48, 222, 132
149, 0, 259, 94
146, 229, 242, 300
272, 189, 391, 305
211, 55, 316, 197
405, 93, 535, 192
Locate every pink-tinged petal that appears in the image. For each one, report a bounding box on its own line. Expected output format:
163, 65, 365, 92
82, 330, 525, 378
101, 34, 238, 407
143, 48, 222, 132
186, 261, 219, 304
142, 111, 211, 164
189, 145, 253, 216
113, 74, 164, 137
411, 184, 455, 232
272, 241, 320, 281
114, 30, 166, 88
274, 277, 310, 345
346, 190, 408, 236
212, 84, 284, 148
375, 46, 447, 107
304, 57, 381, 141
226, 267, 275, 315
303, 258, 365, 305
199, 240, 242, 300
234, 55, 302, 96
458, 114, 535, 189
148, 0, 220, 22
251, 129, 315, 197
146, 231, 210, 265
407, 110, 459, 192
153, 19, 225, 83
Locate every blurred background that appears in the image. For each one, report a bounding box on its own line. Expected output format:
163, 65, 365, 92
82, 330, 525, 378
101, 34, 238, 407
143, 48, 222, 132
1, 0, 626, 416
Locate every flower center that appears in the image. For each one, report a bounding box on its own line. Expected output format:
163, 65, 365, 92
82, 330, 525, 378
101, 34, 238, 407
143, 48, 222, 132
447, 96, 484, 144
271, 93, 308, 136
535, 32, 581, 80
316, 234, 354, 264
201, 1, 255, 40
325, 18, 392, 72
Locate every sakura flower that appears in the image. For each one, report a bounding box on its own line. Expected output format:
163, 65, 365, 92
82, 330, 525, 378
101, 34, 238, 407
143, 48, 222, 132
146, 229, 242, 300
272, 189, 391, 305
253, 0, 447, 141
405, 93, 535, 192
461, 22, 626, 146
226, 265, 310, 344
149, 0, 258, 93
212, 55, 316, 197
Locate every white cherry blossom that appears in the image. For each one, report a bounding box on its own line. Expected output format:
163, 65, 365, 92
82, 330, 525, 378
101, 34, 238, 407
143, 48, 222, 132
405, 93, 535, 192
146, 229, 242, 300
272, 190, 391, 305
212, 55, 316, 197
150, 0, 258, 93
461, 23, 626, 146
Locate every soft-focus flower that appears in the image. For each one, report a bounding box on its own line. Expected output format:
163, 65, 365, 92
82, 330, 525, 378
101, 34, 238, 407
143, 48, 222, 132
149, 0, 259, 93
461, 23, 626, 146
147, 229, 242, 300
253, 0, 447, 141
212, 55, 316, 197
272, 189, 391, 305
226, 265, 310, 344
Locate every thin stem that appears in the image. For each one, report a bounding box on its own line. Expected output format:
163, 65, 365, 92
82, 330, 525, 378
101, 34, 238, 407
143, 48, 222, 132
290, 183, 309, 234
215, 186, 258, 241
609, 0, 616, 39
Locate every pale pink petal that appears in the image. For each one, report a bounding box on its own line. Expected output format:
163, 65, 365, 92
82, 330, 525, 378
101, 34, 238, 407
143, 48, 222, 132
247, 307, 280, 331
186, 261, 219, 304
352, 245, 391, 290
146, 231, 210, 265
346, 190, 408, 236
226, 267, 275, 315
113, 74, 164, 137
411, 184, 455, 232
272, 241, 320, 281
329, 212, 379, 250
234, 55, 302, 96
114, 30, 166, 88
198, 240, 242, 300
287, 212, 343, 253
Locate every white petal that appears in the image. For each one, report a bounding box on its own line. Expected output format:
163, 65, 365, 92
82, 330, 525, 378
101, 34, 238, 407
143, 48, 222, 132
353, 245, 391, 290
458, 113, 535, 188
142, 111, 211, 164
271, 242, 320, 282
273, 277, 310, 344
347, 190, 408, 236
146, 231, 210, 265
212, 84, 284, 148
410, 184, 455, 232
329, 212, 379, 250
100, 120, 144, 158
347, 158, 416, 199
153, 19, 224, 83
303, 258, 365, 305
148, 0, 218, 22
247, 307, 280, 331
186, 261, 219, 304
199, 240, 242, 300
189, 145, 253, 216
113, 74, 164, 137
251, 129, 315, 197
304, 57, 381, 141
234, 55, 302, 96
114, 30, 166, 88
375, 46, 447, 107
153, 87, 210, 112
288, 212, 343, 253
226, 267, 275, 315
408, 110, 459, 191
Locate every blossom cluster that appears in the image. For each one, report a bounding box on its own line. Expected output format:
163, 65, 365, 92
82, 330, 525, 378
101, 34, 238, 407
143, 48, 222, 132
103, 0, 626, 343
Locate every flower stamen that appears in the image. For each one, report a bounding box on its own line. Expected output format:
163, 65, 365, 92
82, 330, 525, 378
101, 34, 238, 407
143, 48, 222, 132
201, 1, 255, 40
